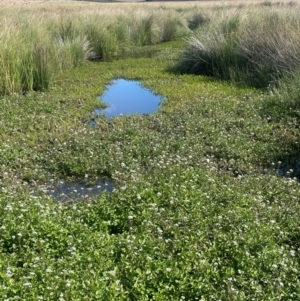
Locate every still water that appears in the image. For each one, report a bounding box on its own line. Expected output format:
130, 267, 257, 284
94, 78, 165, 118
50, 179, 115, 202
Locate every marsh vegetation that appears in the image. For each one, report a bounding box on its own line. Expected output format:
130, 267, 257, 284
1, 1, 300, 300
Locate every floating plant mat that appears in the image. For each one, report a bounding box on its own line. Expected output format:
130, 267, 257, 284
48, 179, 115, 202
94, 78, 166, 118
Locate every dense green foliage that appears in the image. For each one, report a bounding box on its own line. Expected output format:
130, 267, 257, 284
1, 1, 300, 300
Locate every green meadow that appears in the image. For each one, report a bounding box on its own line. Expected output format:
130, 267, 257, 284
1, 1, 300, 300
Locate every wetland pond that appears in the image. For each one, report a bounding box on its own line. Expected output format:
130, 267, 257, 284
93, 78, 166, 118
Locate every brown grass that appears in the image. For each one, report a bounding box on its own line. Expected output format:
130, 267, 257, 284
0, 0, 293, 7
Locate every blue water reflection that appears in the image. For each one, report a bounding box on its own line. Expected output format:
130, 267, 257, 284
95, 79, 165, 118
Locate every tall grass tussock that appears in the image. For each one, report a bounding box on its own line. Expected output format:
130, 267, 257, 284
177, 3, 300, 87
0, 2, 190, 94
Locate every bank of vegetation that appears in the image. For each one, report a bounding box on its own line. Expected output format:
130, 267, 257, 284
0, 1, 300, 300
2, 1, 299, 94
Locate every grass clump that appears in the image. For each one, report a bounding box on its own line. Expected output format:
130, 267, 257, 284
32, 43, 53, 91
177, 6, 300, 88
176, 14, 241, 80
0, 44, 22, 94
187, 12, 210, 30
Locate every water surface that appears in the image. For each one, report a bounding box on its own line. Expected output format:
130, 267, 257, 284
49, 179, 115, 202
278, 162, 300, 181
94, 78, 165, 118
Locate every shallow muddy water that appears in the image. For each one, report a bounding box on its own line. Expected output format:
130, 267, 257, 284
49, 179, 115, 202
278, 162, 300, 181
94, 78, 165, 118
